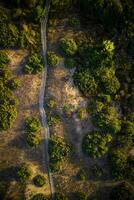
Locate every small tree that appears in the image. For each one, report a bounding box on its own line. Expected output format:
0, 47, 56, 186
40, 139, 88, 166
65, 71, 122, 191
47, 51, 60, 66
60, 38, 78, 56
33, 175, 46, 187
25, 117, 40, 133
26, 133, 40, 148
17, 163, 32, 183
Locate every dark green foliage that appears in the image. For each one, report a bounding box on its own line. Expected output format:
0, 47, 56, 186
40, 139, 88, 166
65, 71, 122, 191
82, 131, 112, 158
33, 175, 46, 187
77, 169, 87, 181
24, 54, 43, 74
73, 68, 97, 97
64, 58, 76, 69
47, 51, 60, 66
25, 117, 40, 133
110, 181, 134, 200
17, 163, 32, 183
31, 194, 49, 200
0, 9, 19, 48
96, 67, 120, 95
0, 50, 10, 69
47, 112, 61, 127
54, 193, 68, 200
26, 133, 40, 148
122, 120, 134, 137
90, 101, 121, 134
31, 5, 45, 23
91, 165, 103, 178
8, 78, 21, 90
75, 192, 88, 200
109, 149, 127, 180
48, 136, 71, 172
60, 38, 78, 56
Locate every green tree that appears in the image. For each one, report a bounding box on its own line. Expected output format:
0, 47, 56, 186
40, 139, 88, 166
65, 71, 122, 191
60, 38, 78, 56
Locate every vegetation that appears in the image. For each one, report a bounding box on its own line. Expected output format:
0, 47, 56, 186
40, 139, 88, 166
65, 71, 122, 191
0, 50, 10, 69
31, 194, 49, 200
47, 51, 60, 66
91, 165, 103, 178
110, 181, 134, 200
25, 117, 40, 133
77, 169, 87, 181
17, 163, 32, 183
82, 131, 112, 158
60, 38, 78, 56
64, 58, 76, 69
75, 192, 88, 200
77, 107, 87, 120
26, 133, 40, 148
8, 78, 21, 90
48, 136, 71, 172
24, 54, 43, 74
47, 112, 61, 127
54, 193, 68, 200
73, 68, 97, 97
33, 175, 46, 187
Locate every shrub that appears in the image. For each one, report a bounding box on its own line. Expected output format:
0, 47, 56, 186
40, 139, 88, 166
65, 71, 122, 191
68, 17, 80, 27
109, 149, 127, 180
110, 181, 134, 200
54, 193, 68, 200
17, 163, 32, 183
64, 58, 76, 69
31, 5, 45, 23
77, 107, 87, 120
0, 102, 17, 130
77, 169, 87, 181
91, 165, 103, 178
26, 133, 40, 148
122, 120, 134, 137
33, 175, 46, 187
24, 54, 43, 74
47, 99, 57, 109
73, 68, 97, 97
0, 50, 10, 68
96, 67, 120, 95
31, 194, 49, 200
47, 51, 60, 66
49, 136, 71, 172
75, 192, 88, 200
82, 131, 112, 158
91, 103, 121, 134
8, 78, 21, 90
47, 112, 61, 127
60, 38, 78, 56
25, 117, 40, 133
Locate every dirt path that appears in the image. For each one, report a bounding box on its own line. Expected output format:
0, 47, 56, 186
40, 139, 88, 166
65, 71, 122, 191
39, 0, 55, 197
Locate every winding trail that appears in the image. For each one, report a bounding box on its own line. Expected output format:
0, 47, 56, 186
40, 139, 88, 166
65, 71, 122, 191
39, 0, 55, 198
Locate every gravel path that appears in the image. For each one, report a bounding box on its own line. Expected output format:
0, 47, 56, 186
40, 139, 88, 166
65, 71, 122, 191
39, 0, 55, 198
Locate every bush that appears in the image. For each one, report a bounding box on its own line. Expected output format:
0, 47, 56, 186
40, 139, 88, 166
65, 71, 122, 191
17, 163, 32, 183
96, 67, 120, 95
110, 181, 134, 200
26, 133, 40, 148
31, 194, 49, 200
122, 120, 134, 137
0, 50, 10, 68
24, 54, 43, 74
91, 165, 103, 178
47, 99, 57, 109
73, 68, 97, 97
47, 51, 60, 66
49, 136, 71, 172
82, 131, 112, 158
75, 192, 88, 200
60, 38, 78, 56
54, 193, 68, 200
69, 17, 80, 27
109, 149, 127, 180
47, 112, 61, 127
77, 107, 87, 120
25, 117, 40, 133
0, 102, 17, 130
64, 58, 76, 69
33, 175, 46, 187
8, 78, 21, 90
91, 102, 121, 134
77, 169, 87, 181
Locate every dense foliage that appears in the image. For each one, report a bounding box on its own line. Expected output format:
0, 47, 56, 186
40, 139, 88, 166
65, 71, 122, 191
82, 131, 112, 158
17, 163, 32, 183
110, 181, 134, 200
60, 38, 78, 56
24, 54, 43, 74
33, 175, 46, 187
48, 136, 71, 172
54, 193, 69, 200
47, 51, 60, 66
31, 194, 49, 200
